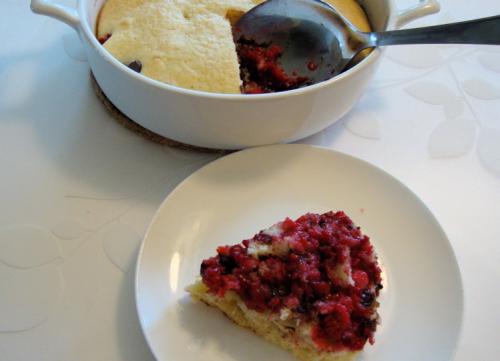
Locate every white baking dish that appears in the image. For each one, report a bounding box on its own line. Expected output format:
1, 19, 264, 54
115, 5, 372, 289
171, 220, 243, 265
31, 0, 439, 149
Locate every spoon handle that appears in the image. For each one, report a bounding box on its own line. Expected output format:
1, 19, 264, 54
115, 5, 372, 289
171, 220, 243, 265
371, 15, 500, 46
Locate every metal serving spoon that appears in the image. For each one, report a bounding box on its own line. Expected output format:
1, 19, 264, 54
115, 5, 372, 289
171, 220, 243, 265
234, 0, 500, 85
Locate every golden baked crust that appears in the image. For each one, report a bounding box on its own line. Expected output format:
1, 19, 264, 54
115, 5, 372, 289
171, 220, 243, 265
187, 280, 357, 361
97, 0, 371, 93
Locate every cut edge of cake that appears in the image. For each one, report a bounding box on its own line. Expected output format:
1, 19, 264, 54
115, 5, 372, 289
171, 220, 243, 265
186, 280, 357, 361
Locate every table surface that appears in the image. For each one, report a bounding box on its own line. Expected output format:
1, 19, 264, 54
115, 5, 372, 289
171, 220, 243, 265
2, 0, 500, 360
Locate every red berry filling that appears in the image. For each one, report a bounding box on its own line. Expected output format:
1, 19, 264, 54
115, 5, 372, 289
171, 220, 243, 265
235, 39, 310, 94
200, 211, 382, 352
98, 33, 112, 44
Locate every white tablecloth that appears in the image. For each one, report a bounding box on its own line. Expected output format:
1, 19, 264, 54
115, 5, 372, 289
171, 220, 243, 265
1, 0, 499, 360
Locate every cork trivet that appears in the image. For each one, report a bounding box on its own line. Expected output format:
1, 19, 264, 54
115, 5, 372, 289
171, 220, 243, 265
91, 73, 232, 154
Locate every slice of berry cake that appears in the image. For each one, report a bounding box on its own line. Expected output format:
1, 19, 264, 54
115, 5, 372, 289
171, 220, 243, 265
187, 211, 382, 361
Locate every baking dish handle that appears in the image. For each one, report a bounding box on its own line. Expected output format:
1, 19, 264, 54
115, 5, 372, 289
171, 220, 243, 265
30, 0, 80, 30
30, 0, 439, 32
395, 0, 441, 29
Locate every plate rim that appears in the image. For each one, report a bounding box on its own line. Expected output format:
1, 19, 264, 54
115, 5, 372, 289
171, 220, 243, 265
135, 143, 464, 360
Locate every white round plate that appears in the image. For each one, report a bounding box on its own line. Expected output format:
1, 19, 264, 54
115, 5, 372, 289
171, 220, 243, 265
135, 144, 463, 361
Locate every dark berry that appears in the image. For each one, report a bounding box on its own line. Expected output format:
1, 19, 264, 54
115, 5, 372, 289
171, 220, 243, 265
218, 254, 237, 273
127, 60, 142, 73
296, 305, 306, 313
360, 289, 375, 308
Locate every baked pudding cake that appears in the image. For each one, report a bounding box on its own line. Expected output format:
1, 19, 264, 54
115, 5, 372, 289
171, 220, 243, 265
187, 211, 382, 361
96, 0, 372, 93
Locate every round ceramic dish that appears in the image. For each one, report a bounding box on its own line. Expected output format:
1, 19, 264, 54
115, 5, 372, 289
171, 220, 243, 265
31, 0, 439, 149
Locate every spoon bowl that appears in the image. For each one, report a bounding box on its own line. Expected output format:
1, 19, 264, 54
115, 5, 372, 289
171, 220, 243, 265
234, 0, 360, 84
235, 0, 500, 87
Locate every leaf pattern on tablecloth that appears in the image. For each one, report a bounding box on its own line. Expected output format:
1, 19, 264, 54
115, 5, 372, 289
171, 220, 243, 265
443, 96, 465, 119
428, 118, 476, 158
102, 222, 142, 272
406, 81, 459, 105
343, 111, 381, 139
462, 78, 500, 100
70, 198, 133, 231
51, 219, 87, 241
0, 225, 62, 269
477, 127, 500, 177
477, 52, 500, 73
386, 46, 444, 69
480, 46, 500, 54
51, 219, 90, 258
343, 94, 382, 139
0, 264, 63, 332
62, 33, 87, 63
405, 81, 466, 119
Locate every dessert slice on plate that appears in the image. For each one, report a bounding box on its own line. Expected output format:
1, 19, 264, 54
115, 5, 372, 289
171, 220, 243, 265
187, 211, 382, 361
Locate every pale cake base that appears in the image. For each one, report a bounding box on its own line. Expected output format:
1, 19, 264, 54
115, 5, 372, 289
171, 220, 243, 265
96, 0, 372, 94
187, 280, 357, 361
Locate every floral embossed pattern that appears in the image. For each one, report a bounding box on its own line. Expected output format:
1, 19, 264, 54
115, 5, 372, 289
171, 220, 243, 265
311, 13, 500, 178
